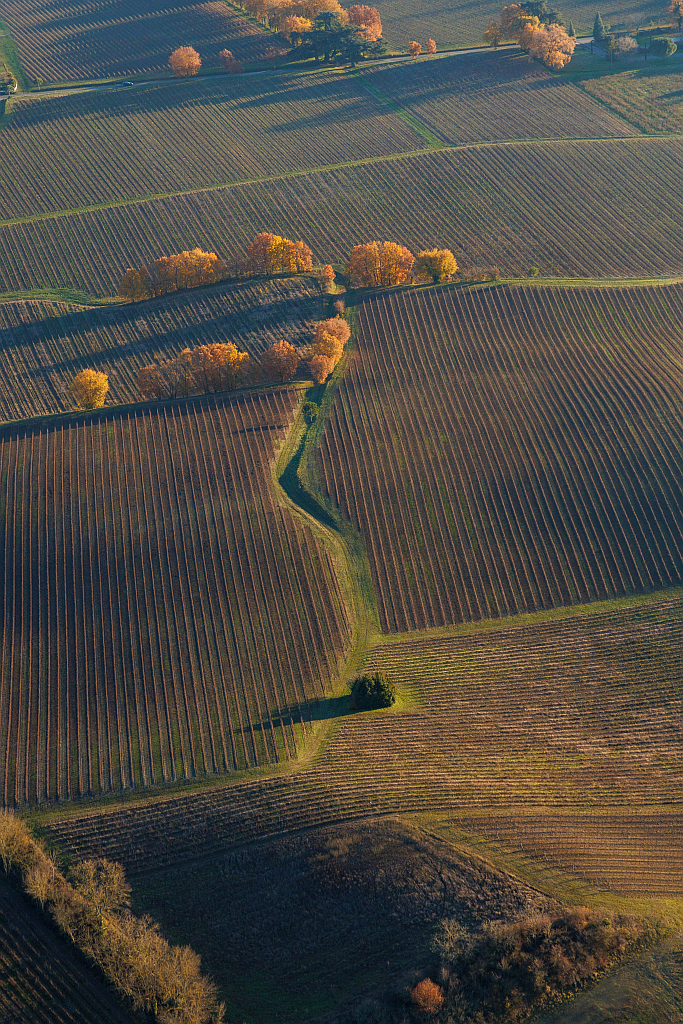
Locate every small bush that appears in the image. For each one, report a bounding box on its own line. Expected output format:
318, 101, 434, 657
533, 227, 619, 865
302, 401, 318, 423
528, 266, 540, 277
411, 978, 444, 1014
350, 672, 396, 710
650, 35, 677, 55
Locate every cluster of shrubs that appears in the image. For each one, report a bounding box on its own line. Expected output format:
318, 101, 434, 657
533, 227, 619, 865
398, 908, 654, 1022
350, 672, 396, 709
0, 812, 223, 1024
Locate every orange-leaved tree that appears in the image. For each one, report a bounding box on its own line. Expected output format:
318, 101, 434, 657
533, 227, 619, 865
137, 350, 194, 401
243, 232, 313, 276
411, 978, 444, 1014
317, 264, 336, 291
309, 353, 335, 383
218, 48, 243, 72
315, 317, 350, 348
261, 340, 299, 381
347, 5, 382, 40
483, 21, 502, 46
425, 37, 436, 52
346, 241, 414, 288
407, 40, 422, 56
118, 267, 152, 302
190, 342, 251, 392
413, 248, 458, 283
169, 46, 201, 76
68, 369, 109, 410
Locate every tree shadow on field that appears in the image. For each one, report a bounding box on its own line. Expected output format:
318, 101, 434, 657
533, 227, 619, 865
274, 693, 353, 726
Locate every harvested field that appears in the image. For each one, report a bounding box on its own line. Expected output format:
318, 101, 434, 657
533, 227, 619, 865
582, 64, 683, 134
43, 593, 683, 876
0, 390, 350, 806
0, 0, 284, 83
364, 50, 637, 144
319, 282, 683, 631
0, 878, 134, 1023
132, 817, 557, 1024
0, 277, 322, 420
3, 139, 683, 294
370, 0, 661, 49
0, 73, 426, 220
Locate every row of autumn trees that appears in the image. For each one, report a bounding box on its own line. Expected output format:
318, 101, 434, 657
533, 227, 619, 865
484, 0, 576, 67
119, 234, 459, 302
0, 813, 223, 1024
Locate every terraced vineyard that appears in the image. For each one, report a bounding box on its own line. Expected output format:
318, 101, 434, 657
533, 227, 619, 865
0, 0, 284, 83
0, 389, 350, 806
43, 592, 683, 880
364, 50, 637, 144
319, 282, 683, 631
0, 879, 135, 1023
0, 277, 322, 420
0, 73, 426, 220
3, 138, 683, 295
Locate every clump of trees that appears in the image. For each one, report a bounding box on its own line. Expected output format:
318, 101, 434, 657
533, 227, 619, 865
350, 672, 396, 709
309, 316, 350, 382
68, 369, 109, 410
295, 9, 386, 64
0, 812, 224, 1024
169, 46, 202, 76
414, 249, 458, 283
346, 241, 415, 287
347, 4, 382, 39
260, 339, 299, 381
428, 908, 655, 1021
486, 2, 575, 67
119, 249, 228, 302
137, 343, 252, 400
242, 232, 313, 276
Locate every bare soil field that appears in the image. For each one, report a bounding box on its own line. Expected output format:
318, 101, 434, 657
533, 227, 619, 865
2, 139, 683, 294
0, 72, 426, 220
0, 277, 322, 420
319, 282, 683, 631
0, 389, 350, 806
130, 817, 558, 1024
0, 877, 134, 1023
364, 50, 638, 144
0, 0, 285, 83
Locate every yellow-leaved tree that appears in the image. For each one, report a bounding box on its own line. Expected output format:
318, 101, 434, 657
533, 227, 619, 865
68, 369, 109, 410
346, 241, 414, 288
413, 249, 458, 283
308, 316, 350, 382
425, 37, 436, 52
243, 233, 313, 275
407, 40, 422, 56
526, 22, 576, 67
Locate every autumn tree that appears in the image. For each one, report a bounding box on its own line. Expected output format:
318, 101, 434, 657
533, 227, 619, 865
261, 340, 299, 381
317, 264, 336, 291
346, 241, 414, 287
411, 979, 445, 1014
68, 369, 109, 410
281, 14, 312, 39
309, 353, 335, 383
347, 4, 382, 40
407, 39, 422, 56
526, 22, 575, 65
70, 860, 131, 923
190, 343, 252, 392
118, 267, 151, 302
218, 48, 243, 71
243, 232, 313, 275
169, 46, 201, 76
136, 350, 194, 401
425, 37, 437, 52
414, 249, 458, 283
483, 21, 502, 46
315, 316, 351, 347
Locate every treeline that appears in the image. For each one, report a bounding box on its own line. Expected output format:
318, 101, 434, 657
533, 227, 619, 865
0, 812, 224, 1024
119, 234, 472, 304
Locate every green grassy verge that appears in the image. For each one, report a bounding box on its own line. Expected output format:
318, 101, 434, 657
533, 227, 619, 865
0, 18, 28, 92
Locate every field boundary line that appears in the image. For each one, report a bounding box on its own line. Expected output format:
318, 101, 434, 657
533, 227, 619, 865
3, 132, 683, 231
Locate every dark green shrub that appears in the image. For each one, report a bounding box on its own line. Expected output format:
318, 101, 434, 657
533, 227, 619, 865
651, 35, 677, 55
350, 672, 396, 709
302, 401, 318, 423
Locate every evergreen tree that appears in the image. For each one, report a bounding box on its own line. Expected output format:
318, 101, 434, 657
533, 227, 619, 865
593, 12, 607, 40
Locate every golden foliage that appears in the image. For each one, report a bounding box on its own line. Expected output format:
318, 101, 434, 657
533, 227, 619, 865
118, 267, 151, 302
317, 264, 336, 291
314, 316, 350, 348
347, 4, 382, 40
309, 353, 335, 383
408, 39, 422, 56
483, 20, 502, 46
425, 37, 436, 52
261, 340, 299, 381
499, 4, 524, 36
68, 369, 109, 410
137, 344, 251, 400
346, 241, 415, 288
244, 232, 313, 276
308, 316, 349, 381
169, 46, 201, 76
526, 22, 576, 66
414, 249, 458, 283
280, 14, 312, 37
411, 978, 445, 1015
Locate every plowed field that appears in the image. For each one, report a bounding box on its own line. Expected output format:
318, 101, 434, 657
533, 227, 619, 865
319, 282, 683, 631
0, 276, 321, 420
0, 389, 350, 805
